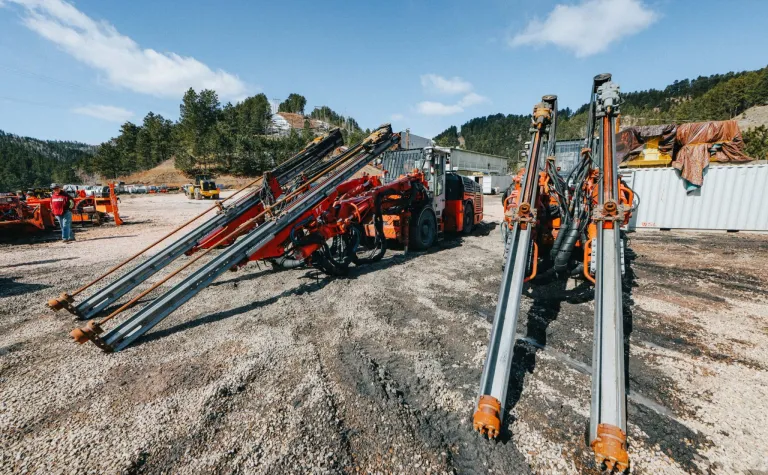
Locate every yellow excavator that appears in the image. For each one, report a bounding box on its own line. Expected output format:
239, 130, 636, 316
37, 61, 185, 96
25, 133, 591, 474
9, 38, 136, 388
186, 174, 220, 200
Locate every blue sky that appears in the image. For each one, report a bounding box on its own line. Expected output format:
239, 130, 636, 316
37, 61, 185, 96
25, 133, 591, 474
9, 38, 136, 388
1, 0, 767, 145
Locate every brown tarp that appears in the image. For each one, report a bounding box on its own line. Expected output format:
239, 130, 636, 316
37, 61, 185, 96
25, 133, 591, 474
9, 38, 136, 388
673, 120, 752, 186
616, 124, 677, 162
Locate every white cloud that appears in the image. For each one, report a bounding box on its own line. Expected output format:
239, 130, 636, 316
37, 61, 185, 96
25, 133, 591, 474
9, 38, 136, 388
390, 113, 405, 121
416, 101, 464, 116
420, 74, 473, 95
510, 0, 656, 57
458, 92, 489, 107
72, 104, 133, 123
5, 0, 248, 98
415, 75, 489, 116
416, 93, 490, 116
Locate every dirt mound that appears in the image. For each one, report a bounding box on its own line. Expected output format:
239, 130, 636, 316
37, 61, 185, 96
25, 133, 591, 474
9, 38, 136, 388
118, 159, 255, 188
737, 105, 768, 131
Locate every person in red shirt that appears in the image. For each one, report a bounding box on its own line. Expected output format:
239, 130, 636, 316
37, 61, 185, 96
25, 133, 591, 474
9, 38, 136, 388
50, 184, 75, 242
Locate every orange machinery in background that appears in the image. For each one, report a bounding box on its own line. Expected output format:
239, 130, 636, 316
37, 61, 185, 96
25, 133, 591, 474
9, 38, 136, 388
18, 183, 123, 230
0, 193, 55, 232
372, 147, 484, 250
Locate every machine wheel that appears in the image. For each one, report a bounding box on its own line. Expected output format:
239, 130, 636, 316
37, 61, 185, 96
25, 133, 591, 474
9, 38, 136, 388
313, 233, 355, 276
351, 223, 385, 265
409, 207, 436, 250
462, 201, 474, 235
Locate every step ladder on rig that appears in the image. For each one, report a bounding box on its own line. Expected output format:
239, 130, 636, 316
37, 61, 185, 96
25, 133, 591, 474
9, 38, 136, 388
47, 129, 345, 321
473, 75, 632, 472
59, 125, 399, 353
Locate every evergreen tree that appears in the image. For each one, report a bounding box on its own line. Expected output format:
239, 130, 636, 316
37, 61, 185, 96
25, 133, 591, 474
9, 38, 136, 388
278, 93, 307, 114
744, 125, 768, 160
434, 126, 459, 147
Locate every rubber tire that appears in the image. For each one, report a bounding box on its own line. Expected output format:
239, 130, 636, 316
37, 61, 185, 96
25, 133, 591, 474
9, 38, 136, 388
462, 201, 474, 235
409, 207, 437, 251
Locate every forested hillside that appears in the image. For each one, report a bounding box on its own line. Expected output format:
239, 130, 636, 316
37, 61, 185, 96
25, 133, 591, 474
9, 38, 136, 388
95, 89, 368, 180
0, 131, 96, 191
435, 66, 768, 160
1, 90, 366, 190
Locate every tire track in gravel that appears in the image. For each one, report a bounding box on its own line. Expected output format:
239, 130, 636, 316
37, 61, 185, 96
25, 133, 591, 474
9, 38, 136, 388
333, 341, 532, 474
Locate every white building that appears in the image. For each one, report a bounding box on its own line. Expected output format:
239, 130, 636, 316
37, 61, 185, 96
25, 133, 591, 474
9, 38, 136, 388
269, 112, 332, 137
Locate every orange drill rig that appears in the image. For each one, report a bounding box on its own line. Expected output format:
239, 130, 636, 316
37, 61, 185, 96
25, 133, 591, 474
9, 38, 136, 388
474, 74, 635, 472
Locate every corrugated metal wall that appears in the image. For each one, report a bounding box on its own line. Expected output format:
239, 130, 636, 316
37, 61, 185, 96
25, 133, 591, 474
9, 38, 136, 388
449, 149, 508, 175
622, 164, 768, 231
399, 131, 433, 150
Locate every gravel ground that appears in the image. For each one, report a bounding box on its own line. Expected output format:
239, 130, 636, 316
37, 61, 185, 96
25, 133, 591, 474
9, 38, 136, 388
1, 192, 767, 474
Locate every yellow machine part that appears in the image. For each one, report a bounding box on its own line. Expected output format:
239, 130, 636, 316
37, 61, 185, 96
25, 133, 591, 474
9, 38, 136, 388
623, 137, 672, 168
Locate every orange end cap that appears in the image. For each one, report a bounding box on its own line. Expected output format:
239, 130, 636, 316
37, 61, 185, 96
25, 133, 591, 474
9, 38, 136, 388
48, 298, 65, 311
47, 292, 73, 311
473, 395, 502, 439
591, 423, 629, 472
70, 327, 88, 344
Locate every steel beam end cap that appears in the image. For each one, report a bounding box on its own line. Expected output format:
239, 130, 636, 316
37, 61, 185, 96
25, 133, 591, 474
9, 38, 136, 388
70, 321, 103, 345
591, 423, 629, 472
47, 292, 74, 311
473, 395, 502, 439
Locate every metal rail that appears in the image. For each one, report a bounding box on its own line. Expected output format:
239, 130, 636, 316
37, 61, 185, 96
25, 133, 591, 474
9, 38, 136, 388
473, 96, 556, 438
75, 125, 398, 352
55, 129, 343, 321
588, 75, 629, 472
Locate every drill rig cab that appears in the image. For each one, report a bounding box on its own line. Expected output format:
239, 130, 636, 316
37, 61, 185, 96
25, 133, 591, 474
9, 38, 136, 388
377, 147, 483, 249
188, 174, 220, 200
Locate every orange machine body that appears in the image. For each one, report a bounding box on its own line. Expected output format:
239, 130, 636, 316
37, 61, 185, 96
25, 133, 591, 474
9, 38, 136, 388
0, 193, 55, 231
376, 171, 483, 243
15, 184, 122, 231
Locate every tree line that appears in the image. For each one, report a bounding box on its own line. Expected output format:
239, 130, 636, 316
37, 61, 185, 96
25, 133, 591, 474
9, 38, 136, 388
95, 89, 368, 179
435, 66, 768, 162
0, 90, 368, 191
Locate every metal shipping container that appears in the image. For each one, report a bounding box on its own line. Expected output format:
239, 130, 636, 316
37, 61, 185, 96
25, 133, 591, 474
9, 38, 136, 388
622, 164, 768, 231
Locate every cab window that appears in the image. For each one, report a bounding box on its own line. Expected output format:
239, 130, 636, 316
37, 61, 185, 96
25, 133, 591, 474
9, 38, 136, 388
434, 155, 444, 196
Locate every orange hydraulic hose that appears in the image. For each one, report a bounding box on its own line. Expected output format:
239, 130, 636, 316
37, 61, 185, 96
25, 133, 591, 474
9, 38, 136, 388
68, 176, 265, 297
95, 142, 371, 325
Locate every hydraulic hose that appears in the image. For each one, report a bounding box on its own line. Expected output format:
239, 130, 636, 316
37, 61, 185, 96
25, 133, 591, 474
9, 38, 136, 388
352, 193, 387, 265
269, 256, 305, 269
550, 221, 570, 261
553, 224, 582, 273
